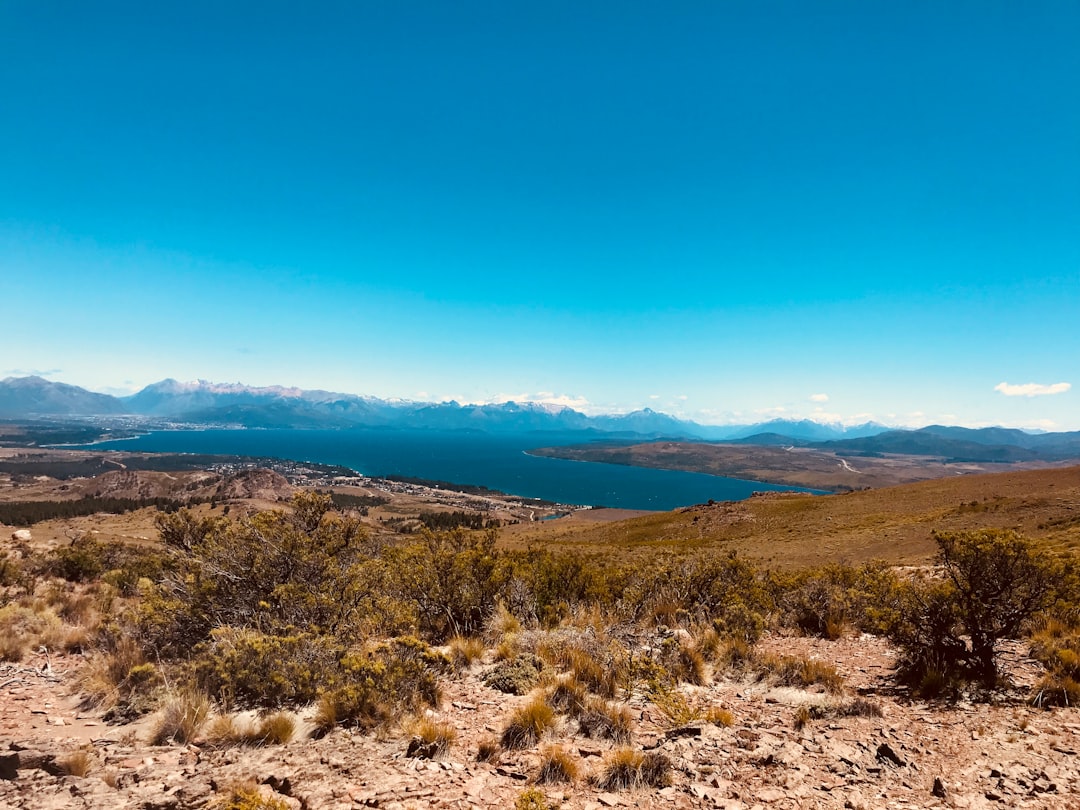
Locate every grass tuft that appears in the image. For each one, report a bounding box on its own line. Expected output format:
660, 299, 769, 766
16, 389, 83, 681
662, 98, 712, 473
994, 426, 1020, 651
594, 747, 673, 791
448, 636, 485, 670
58, 749, 92, 777
537, 744, 580, 784
406, 715, 457, 759
151, 688, 210, 745
500, 695, 556, 749
577, 698, 634, 743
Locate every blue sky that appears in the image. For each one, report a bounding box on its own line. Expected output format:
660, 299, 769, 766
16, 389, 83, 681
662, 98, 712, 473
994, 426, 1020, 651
2, 1, 1078, 429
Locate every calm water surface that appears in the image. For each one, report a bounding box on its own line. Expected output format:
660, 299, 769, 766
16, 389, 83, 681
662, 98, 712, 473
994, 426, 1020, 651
81, 429, 820, 510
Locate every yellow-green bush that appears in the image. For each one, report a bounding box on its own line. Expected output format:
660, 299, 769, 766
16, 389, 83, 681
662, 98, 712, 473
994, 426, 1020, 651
194, 628, 343, 709
313, 636, 448, 733
773, 561, 901, 638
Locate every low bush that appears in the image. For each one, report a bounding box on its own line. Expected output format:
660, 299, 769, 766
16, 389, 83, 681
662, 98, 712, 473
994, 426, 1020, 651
793, 698, 882, 729
213, 783, 292, 810
313, 637, 448, 733
194, 628, 342, 709
515, 787, 553, 810
651, 688, 702, 728
483, 653, 545, 695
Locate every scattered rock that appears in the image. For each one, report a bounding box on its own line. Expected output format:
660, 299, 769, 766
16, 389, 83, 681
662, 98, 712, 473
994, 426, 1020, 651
876, 742, 906, 768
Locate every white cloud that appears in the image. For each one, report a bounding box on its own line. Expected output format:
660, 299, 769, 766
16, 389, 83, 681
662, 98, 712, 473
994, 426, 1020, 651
994, 381, 1071, 397
649, 394, 660, 400
2, 367, 63, 378
810, 393, 829, 402
484, 391, 594, 411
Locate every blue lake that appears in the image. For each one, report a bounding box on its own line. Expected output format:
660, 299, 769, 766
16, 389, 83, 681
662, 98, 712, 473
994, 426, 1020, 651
79, 429, 821, 510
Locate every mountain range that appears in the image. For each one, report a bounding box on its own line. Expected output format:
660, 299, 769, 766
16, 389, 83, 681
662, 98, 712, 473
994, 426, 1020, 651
3, 376, 1078, 461
1, 375, 886, 440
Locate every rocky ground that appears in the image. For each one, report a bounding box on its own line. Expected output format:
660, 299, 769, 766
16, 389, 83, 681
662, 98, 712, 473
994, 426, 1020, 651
3, 635, 1079, 810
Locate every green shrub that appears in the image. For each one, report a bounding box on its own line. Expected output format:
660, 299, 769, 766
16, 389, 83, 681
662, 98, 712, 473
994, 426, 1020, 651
483, 653, 545, 695
380, 528, 510, 641
313, 636, 448, 733
774, 562, 901, 638
891, 530, 1062, 692
48, 536, 107, 583
193, 628, 342, 709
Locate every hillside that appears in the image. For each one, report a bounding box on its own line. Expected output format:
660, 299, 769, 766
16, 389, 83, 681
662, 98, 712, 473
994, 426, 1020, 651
509, 465, 1080, 567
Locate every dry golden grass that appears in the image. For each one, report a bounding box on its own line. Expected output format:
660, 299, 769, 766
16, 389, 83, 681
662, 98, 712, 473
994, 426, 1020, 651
504, 465, 1080, 567
577, 698, 634, 743
500, 695, 556, 749
757, 654, 846, 694
406, 715, 456, 758
57, 749, 92, 777
448, 635, 485, 670
207, 712, 296, 747
152, 689, 210, 745
704, 705, 734, 726
476, 737, 500, 762
594, 747, 672, 790
537, 744, 580, 783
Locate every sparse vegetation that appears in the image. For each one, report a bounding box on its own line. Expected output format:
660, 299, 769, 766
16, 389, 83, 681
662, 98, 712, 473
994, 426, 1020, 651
406, 715, 457, 759
537, 744, 580, 783
594, 748, 672, 790
152, 689, 211, 745
891, 529, 1064, 693
577, 697, 634, 742
212, 783, 292, 810
501, 695, 556, 749
4, 459, 1080, 810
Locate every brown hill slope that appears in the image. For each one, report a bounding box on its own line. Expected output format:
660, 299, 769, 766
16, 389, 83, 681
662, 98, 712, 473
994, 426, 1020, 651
530, 440, 1076, 491
509, 465, 1080, 567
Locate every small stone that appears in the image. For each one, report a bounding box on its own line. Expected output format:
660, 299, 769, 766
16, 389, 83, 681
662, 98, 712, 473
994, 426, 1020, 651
932, 777, 947, 798
757, 787, 786, 803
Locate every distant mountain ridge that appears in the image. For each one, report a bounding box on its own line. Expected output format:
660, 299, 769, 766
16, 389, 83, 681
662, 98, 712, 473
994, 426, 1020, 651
3, 376, 1076, 458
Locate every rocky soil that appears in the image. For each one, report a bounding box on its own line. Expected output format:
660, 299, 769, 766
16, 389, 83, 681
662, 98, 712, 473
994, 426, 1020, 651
3, 635, 1079, 810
